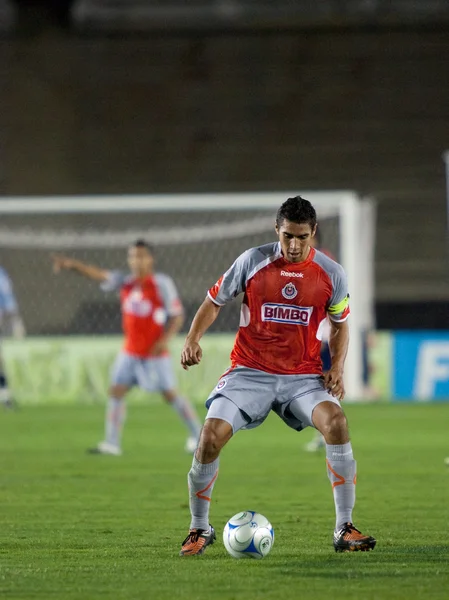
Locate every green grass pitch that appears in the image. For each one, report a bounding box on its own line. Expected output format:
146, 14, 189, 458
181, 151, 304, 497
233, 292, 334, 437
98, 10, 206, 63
0, 402, 448, 600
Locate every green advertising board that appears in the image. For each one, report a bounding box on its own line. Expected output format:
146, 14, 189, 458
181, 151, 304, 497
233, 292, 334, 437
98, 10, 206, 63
2, 332, 392, 404
1, 335, 235, 405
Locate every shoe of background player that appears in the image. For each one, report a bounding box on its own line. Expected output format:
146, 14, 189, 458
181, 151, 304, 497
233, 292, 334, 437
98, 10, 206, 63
305, 433, 326, 453
87, 441, 122, 456
333, 522, 376, 552
185, 436, 199, 454
0, 389, 18, 410
444, 457, 449, 466
1, 397, 18, 410
179, 526, 216, 556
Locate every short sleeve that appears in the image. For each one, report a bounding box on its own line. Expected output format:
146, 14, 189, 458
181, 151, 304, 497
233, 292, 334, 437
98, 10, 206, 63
155, 274, 184, 317
327, 265, 350, 323
208, 251, 249, 306
0, 269, 18, 313
100, 271, 126, 293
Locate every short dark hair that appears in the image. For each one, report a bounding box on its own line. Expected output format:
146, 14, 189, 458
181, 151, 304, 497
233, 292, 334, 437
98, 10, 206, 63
132, 239, 154, 254
276, 196, 317, 229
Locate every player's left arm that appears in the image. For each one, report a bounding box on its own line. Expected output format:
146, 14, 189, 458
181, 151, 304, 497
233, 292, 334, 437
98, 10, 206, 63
325, 319, 349, 401
153, 274, 185, 355
153, 314, 184, 355
324, 264, 350, 400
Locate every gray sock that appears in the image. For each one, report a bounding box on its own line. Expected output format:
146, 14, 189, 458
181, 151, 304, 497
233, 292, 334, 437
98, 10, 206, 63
105, 397, 126, 448
326, 442, 356, 531
188, 456, 219, 530
171, 395, 202, 439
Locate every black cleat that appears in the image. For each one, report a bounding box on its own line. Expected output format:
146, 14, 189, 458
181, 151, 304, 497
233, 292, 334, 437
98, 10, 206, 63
333, 522, 376, 553
179, 526, 216, 556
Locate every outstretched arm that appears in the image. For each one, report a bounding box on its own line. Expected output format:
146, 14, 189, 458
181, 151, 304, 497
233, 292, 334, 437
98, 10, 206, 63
181, 297, 221, 370
52, 254, 109, 282
324, 319, 349, 401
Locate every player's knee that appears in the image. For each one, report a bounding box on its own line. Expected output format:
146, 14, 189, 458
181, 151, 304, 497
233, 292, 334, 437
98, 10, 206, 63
109, 384, 127, 399
162, 389, 176, 403
197, 420, 229, 461
198, 428, 222, 459
321, 409, 348, 442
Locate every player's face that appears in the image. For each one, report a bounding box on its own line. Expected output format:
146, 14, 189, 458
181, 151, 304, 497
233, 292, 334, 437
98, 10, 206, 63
127, 246, 153, 276
276, 220, 316, 263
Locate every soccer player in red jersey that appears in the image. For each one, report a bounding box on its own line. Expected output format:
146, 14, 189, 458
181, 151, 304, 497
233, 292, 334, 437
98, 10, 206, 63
52, 240, 201, 455
179, 197, 375, 555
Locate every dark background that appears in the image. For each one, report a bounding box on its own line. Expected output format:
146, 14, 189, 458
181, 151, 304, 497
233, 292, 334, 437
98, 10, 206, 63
2, 0, 449, 330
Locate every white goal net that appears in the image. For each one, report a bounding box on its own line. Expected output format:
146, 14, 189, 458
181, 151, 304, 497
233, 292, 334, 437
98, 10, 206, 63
0, 192, 375, 399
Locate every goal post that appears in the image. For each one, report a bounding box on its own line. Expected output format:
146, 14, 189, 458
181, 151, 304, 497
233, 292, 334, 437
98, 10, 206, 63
0, 191, 375, 401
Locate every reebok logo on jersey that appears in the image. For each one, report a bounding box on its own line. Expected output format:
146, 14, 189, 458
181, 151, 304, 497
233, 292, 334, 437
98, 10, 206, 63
261, 303, 313, 325
280, 270, 304, 278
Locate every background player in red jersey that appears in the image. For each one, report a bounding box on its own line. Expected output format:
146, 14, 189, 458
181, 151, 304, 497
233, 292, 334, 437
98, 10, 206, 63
179, 197, 376, 556
52, 240, 201, 455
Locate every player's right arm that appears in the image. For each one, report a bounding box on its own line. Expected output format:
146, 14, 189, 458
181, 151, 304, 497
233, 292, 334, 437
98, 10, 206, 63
181, 249, 250, 370
51, 254, 109, 282
181, 297, 221, 370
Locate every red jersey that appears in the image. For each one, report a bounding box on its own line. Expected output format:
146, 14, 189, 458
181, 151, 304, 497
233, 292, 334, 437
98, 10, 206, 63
102, 271, 183, 358
208, 243, 350, 376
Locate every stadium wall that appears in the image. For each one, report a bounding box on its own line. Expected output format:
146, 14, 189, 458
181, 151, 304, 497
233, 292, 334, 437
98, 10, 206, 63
2, 30, 449, 303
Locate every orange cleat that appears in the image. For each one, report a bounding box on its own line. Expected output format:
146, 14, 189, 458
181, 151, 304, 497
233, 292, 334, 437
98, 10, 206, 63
333, 523, 376, 552
179, 526, 216, 556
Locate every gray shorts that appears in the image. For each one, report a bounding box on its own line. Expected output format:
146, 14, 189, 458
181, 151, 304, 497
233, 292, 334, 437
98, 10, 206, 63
205, 366, 340, 434
111, 351, 176, 392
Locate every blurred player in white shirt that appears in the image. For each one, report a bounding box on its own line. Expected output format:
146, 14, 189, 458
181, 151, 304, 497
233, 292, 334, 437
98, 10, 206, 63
305, 230, 332, 452
0, 266, 26, 408
305, 230, 376, 453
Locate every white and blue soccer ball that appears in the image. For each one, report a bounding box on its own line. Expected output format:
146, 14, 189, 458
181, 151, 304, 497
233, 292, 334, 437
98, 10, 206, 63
223, 511, 274, 559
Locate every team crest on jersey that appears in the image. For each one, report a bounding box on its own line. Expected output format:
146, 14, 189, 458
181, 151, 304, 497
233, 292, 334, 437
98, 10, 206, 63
123, 288, 153, 317
282, 282, 298, 300
216, 378, 227, 391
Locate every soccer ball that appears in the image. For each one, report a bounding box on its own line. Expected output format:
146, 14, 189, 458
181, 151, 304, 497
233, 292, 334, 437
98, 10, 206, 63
223, 511, 274, 559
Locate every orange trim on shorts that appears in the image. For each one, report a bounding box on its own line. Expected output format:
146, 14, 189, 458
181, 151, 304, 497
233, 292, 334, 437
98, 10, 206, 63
326, 459, 346, 488
195, 471, 219, 502
220, 364, 238, 379
353, 474, 357, 485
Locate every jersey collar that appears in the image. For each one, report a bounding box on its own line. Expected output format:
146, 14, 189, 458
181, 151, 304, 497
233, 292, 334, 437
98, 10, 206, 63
278, 244, 316, 267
